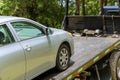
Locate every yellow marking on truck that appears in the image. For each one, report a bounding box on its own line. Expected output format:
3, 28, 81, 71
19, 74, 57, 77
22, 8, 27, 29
115, 41, 120, 47
100, 52, 106, 58
105, 49, 110, 54
94, 56, 99, 62
78, 68, 83, 73
67, 75, 73, 80
110, 45, 115, 50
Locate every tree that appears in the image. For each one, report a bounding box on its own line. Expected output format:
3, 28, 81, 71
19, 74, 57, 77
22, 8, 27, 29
75, 0, 80, 15
0, 0, 117, 28
0, 0, 65, 28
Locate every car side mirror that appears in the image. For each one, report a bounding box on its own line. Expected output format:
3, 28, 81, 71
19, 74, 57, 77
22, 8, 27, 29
45, 28, 53, 35
46, 28, 49, 35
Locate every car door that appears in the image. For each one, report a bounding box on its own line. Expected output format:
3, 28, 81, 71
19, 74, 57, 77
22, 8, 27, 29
0, 24, 25, 80
11, 21, 52, 79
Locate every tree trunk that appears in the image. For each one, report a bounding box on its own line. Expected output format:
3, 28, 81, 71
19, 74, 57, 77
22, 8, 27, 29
104, 0, 107, 6
75, 0, 80, 15
100, 0, 104, 15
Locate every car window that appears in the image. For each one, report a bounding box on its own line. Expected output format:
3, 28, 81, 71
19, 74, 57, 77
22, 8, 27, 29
0, 24, 14, 46
11, 22, 45, 40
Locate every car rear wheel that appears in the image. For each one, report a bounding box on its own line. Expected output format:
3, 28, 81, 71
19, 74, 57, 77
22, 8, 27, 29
109, 51, 120, 80
117, 57, 120, 79
56, 44, 70, 71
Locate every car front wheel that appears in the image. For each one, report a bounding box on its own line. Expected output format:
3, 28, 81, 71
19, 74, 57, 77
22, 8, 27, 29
56, 44, 70, 71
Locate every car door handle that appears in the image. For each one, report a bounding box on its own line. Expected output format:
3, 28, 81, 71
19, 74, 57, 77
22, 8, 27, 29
25, 45, 31, 52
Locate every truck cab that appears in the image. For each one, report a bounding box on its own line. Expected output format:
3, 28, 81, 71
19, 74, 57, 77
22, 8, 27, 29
102, 6, 120, 15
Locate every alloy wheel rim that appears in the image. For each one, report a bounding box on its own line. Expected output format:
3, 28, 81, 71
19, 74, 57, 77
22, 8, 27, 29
59, 48, 69, 68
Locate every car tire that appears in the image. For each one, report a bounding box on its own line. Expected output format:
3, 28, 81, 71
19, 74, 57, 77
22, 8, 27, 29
109, 51, 120, 80
56, 44, 70, 71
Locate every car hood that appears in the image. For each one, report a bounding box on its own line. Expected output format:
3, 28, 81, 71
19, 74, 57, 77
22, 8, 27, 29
50, 28, 66, 33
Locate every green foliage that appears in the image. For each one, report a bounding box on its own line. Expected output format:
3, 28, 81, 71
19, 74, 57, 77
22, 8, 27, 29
70, 0, 118, 15
0, 0, 118, 28
107, 0, 116, 6
0, 0, 65, 28
85, 0, 100, 15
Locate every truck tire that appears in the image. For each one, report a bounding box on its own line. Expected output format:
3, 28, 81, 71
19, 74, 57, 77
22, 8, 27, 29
109, 51, 120, 80
56, 44, 70, 71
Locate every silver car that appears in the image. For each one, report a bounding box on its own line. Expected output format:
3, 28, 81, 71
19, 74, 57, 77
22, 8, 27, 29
0, 16, 74, 80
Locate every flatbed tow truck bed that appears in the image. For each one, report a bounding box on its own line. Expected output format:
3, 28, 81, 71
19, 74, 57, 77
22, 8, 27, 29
34, 36, 120, 80
52, 36, 120, 80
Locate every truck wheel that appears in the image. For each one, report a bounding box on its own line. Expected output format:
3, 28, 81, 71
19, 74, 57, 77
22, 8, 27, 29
56, 44, 70, 71
109, 51, 120, 80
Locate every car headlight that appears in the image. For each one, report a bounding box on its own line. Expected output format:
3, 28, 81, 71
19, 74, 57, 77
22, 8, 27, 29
67, 32, 73, 37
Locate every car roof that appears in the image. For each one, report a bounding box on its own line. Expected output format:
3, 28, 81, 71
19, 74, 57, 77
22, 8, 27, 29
0, 16, 47, 28
0, 16, 26, 23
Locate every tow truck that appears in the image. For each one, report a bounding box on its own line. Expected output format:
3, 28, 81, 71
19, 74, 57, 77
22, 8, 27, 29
55, 0, 120, 80
35, 0, 120, 80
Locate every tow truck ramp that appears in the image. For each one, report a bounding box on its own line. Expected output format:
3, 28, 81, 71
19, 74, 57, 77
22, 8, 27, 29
52, 37, 120, 80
